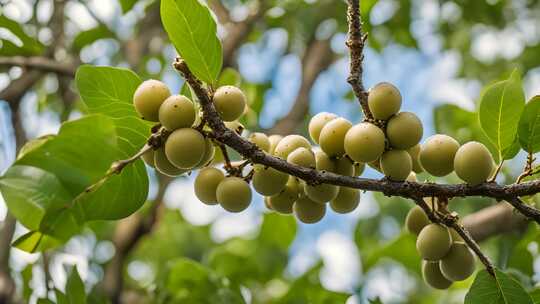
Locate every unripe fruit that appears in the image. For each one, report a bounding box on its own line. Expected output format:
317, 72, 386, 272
450, 228, 463, 242
194, 167, 225, 205
335, 157, 354, 176
354, 162, 365, 176
454, 141, 494, 185
268, 178, 299, 214
273, 135, 311, 159
293, 196, 326, 224
195, 137, 215, 168
416, 224, 452, 260
405, 206, 430, 235
264, 197, 273, 210
216, 177, 252, 212
419, 135, 459, 177
380, 150, 412, 181
315, 151, 335, 172
386, 112, 423, 149
158, 95, 196, 130
440, 242, 475, 281
330, 187, 360, 214
407, 144, 423, 173
287, 147, 316, 168
309, 112, 338, 144
305, 183, 339, 204
133, 79, 171, 121
422, 261, 452, 290
224, 121, 245, 135
213, 85, 246, 121
252, 165, 288, 196
248, 132, 271, 152
319, 118, 352, 157
164, 128, 206, 169
344, 123, 385, 163
141, 149, 155, 167
154, 148, 187, 176
368, 82, 402, 120
268, 135, 283, 155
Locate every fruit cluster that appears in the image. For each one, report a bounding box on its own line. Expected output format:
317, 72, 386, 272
406, 205, 476, 289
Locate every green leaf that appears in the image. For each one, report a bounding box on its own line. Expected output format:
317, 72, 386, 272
12, 231, 62, 253
0, 15, 44, 55
160, 0, 223, 84
258, 213, 296, 250
529, 288, 540, 303
66, 267, 86, 304
119, 0, 139, 14
465, 269, 533, 304
72, 25, 115, 51
518, 96, 540, 153
479, 70, 525, 160
218, 68, 241, 87
37, 299, 55, 304
362, 233, 421, 275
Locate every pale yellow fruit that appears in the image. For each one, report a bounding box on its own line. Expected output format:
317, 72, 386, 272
368, 82, 402, 120
216, 177, 252, 212
419, 134, 459, 177
309, 112, 338, 144
213, 85, 247, 121
416, 224, 452, 260
405, 205, 430, 235
248, 132, 271, 152
440, 242, 475, 281
141, 149, 155, 167
319, 118, 352, 157
335, 157, 354, 176
315, 151, 336, 172
305, 183, 339, 204
268, 178, 299, 214
407, 144, 423, 173
293, 196, 326, 224
164, 128, 206, 169
268, 135, 283, 155
344, 123, 385, 163
158, 95, 196, 130
287, 147, 316, 168
194, 167, 225, 205
454, 141, 494, 185
252, 165, 288, 196
422, 261, 452, 290
154, 148, 187, 176
133, 79, 171, 121
380, 150, 412, 181
273, 135, 311, 159
386, 112, 423, 149
195, 137, 215, 168
224, 121, 245, 135
330, 187, 360, 214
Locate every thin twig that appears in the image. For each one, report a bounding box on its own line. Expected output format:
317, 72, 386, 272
506, 197, 540, 225
516, 152, 535, 183
489, 160, 504, 182
0, 56, 76, 77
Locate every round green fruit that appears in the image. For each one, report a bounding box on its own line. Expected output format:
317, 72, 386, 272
252, 165, 289, 196
133, 79, 171, 121
267, 178, 300, 214
419, 134, 459, 177
305, 183, 339, 204
454, 141, 494, 185
141, 149, 155, 167
194, 167, 225, 205
308, 112, 338, 144
330, 187, 360, 214
164, 128, 206, 169
319, 117, 352, 157
216, 177, 252, 212
440, 242, 475, 281
407, 144, 423, 173
416, 224, 452, 260
195, 137, 215, 168
368, 82, 402, 120
287, 147, 316, 168
344, 123, 385, 163
158, 95, 196, 130
335, 157, 354, 176
386, 112, 423, 149
268, 135, 283, 155
405, 205, 430, 235
273, 135, 311, 159
422, 261, 452, 290
248, 132, 271, 152
154, 148, 188, 176
213, 85, 246, 122
380, 150, 412, 181
293, 196, 326, 224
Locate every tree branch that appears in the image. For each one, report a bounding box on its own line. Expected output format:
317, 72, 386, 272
0, 56, 76, 77
462, 202, 527, 242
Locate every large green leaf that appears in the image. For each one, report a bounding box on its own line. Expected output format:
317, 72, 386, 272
362, 233, 421, 275
72, 25, 115, 51
518, 96, 540, 153
66, 267, 87, 304
160, 0, 223, 84
465, 269, 533, 304
478, 70, 525, 160
258, 213, 296, 250
0, 15, 44, 55
12, 231, 62, 253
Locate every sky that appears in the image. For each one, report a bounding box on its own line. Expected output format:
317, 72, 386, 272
1, 0, 540, 303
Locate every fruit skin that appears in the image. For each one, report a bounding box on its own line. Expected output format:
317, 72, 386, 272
422, 261, 452, 290
386, 112, 423, 149
287, 147, 316, 168
319, 117, 352, 157
293, 196, 326, 224
330, 187, 360, 214
440, 242, 475, 281
353, 162, 365, 176
380, 150, 412, 181
194, 167, 225, 205
213, 85, 247, 121
407, 144, 423, 173
133, 79, 171, 121
268, 178, 300, 214
268, 135, 283, 155
368, 82, 402, 120
164, 128, 206, 169
344, 123, 386, 163
335, 157, 354, 176
305, 183, 339, 204
419, 134, 460, 177
195, 137, 215, 168
252, 165, 289, 196
405, 206, 430, 235
158, 95, 196, 130
248, 132, 271, 152
141, 149, 155, 167
315, 151, 336, 172
154, 148, 187, 176
454, 141, 494, 185
273, 135, 311, 159
416, 224, 452, 260
216, 177, 252, 212
309, 112, 338, 144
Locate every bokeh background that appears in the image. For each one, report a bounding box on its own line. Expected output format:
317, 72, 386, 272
1, 0, 540, 303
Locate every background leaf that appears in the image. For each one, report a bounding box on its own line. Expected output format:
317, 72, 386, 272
518, 96, 540, 153
465, 269, 533, 304
66, 267, 87, 304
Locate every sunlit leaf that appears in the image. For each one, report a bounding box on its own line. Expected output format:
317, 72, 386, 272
465, 269, 533, 304
518, 96, 540, 153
